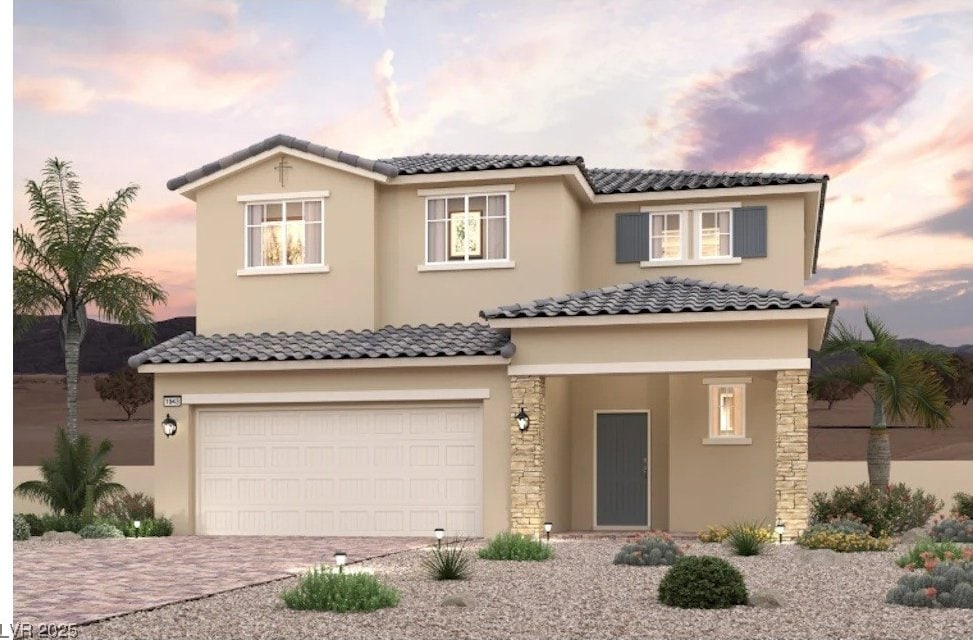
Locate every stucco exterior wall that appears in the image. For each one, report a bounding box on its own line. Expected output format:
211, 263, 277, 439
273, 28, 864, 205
580, 194, 808, 293
151, 366, 512, 536
667, 372, 777, 532
374, 177, 582, 326
194, 156, 378, 334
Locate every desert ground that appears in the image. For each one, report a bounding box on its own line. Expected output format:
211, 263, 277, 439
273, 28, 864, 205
12, 375, 972, 465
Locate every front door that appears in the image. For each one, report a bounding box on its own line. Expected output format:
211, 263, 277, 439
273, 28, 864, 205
596, 412, 648, 527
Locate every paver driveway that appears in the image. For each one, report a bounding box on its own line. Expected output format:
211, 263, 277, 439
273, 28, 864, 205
13, 536, 427, 627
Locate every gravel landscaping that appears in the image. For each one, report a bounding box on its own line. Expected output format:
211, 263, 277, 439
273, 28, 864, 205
76, 538, 972, 640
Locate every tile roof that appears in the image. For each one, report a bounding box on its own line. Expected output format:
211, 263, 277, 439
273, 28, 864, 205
128, 323, 512, 367
167, 134, 827, 195
479, 276, 836, 320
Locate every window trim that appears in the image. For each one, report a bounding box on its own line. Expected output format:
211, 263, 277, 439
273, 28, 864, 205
240, 196, 327, 272
702, 377, 751, 445
696, 208, 734, 260
647, 211, 687, 262
423, 192, 511, 266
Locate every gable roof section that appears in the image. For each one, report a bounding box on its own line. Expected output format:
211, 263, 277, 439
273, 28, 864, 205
128, 322, 511, 367
479, 276, 835, 320
167, 134, 827, 196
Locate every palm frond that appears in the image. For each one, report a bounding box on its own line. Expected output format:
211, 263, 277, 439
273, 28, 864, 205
82, 271, 167, 344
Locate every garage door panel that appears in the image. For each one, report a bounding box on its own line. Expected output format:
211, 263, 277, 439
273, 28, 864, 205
197, 406, 482, 536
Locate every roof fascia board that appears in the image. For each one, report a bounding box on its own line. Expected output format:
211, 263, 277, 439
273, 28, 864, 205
138, 355, 509, 374
487, 307, 831, 329
591, 182, 821, 204
176, 146, 390, 199
508, 357, 811, 376
390, 165, 596, 201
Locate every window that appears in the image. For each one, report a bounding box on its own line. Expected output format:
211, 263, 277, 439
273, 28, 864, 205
245, 199, 324, 268
706, 382, 747, 441
698, 209, 732, 258
649, 212, 683, 260
426, 194, 508, 263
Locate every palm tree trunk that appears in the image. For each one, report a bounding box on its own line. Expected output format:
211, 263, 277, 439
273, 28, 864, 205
868, 398, 891, 488
64, 321, 82, 441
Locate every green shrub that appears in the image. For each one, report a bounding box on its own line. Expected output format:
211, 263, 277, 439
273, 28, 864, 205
930, 516, 973, 543
810, 483, 942, 537
478, 532, 552, 561
110, 516, 174, 537
38, 513, 85, 533
698, 525, 729, 543
281, 567, 400, 612
96, 491, 154, 521
13, 515, 31, 541
886, 560, 973, 609
797, 529, 892, 552
614, 532, 683, 566
79, 522, 124, 539
953, 493, 973, 519
896, 538, 969, 569
21, 513, 44, 536
658, 556, 748, 609
724, 522, 773, 556
421, 540, 472, 580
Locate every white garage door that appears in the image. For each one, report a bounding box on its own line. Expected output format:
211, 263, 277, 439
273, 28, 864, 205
196, 405, 482, 536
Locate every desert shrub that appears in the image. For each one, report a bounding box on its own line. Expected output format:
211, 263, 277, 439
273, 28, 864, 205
886, 560, 973, 609
96, 491, 155, 521
13, 515, 31, 541
797, 529, 892, 552
724, 522, 774, 556
614, 532, 683, 566
810, 483, 942, 537
21, 513, 45, 536
38, 513, 85, 533
281, 567, 400, 612
421, 540, 472, 580
79, 522, 124, 539
896, 538, 969, 569
478, 532, 552, 561
658, 556, 748, 609
806, 517, 872, 536
931, 516, 973, 543
698, 525, 729, 543
952, 493, 973, 520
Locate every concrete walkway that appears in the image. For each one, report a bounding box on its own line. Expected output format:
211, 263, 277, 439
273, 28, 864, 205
13, 535, 428, 627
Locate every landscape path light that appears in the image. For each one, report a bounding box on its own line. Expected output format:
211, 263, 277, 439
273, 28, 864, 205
133, 520, 141, 538
544, 521, 553, 543
334, 551, 347, 573
775, 519, 785, 545
434, 527, 445, 548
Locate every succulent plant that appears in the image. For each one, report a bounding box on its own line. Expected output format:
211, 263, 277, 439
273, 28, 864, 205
887, 561, 973, 609
930, 516, 973, 543
614, 533, 683, 566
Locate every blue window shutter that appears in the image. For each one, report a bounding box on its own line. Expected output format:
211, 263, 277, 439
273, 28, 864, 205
615, 213, 650, 263
733, 206, 768, 258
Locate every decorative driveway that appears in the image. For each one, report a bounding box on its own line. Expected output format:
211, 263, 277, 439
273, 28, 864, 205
13, 535, 428, 627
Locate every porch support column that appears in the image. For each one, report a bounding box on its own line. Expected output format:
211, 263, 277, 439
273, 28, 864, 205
509, 375, 546, 536
775, 369, 809, 539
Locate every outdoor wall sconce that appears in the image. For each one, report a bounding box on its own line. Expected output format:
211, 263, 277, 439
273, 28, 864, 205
162, 414, 178, 438
434, 527, 445, 548
543, 521, 553, 543
774, 519, 785, 545
334, 551, 347, 573
516, 407, 530, 432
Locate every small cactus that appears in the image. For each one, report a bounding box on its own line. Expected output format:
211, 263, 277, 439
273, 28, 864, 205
930, 516, 973, 543
887, 560, 973, 609
614, 533, 683, 566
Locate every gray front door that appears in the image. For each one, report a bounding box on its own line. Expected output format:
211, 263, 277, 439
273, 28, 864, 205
596, 413, 648, 527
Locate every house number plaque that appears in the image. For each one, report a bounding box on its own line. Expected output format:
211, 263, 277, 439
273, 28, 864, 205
163, 395, 183, 408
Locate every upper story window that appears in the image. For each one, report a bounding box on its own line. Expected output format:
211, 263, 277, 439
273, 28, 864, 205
698, 209, 732, 259
245, 199, 324, 268
649, 212, 684, 261
426, 194, 508, 264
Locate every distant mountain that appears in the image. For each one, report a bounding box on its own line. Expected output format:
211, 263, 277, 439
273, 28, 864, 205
13, 316, 195, 374
811, 337, 973, 374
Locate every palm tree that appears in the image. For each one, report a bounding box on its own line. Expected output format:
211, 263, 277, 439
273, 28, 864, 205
14, 158, 167, 440
813, 310, 953, 487
14, 428, 126, 515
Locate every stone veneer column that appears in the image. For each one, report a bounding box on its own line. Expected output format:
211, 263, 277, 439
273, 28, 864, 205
776, 369, 809, 539
509, 375, 546, 535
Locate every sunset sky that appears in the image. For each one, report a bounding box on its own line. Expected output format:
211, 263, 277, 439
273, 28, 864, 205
11, 0, 973, 345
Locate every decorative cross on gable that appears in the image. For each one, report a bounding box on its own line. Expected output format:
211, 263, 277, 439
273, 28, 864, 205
274, 156, 292, 187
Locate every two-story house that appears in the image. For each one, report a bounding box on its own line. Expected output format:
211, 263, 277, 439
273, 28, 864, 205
130, 134, 834, 539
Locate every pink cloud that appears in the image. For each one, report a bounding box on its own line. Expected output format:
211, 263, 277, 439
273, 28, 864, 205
14, 75, 97, 113
138, 202, 196, 226
666, 11, 922, 173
